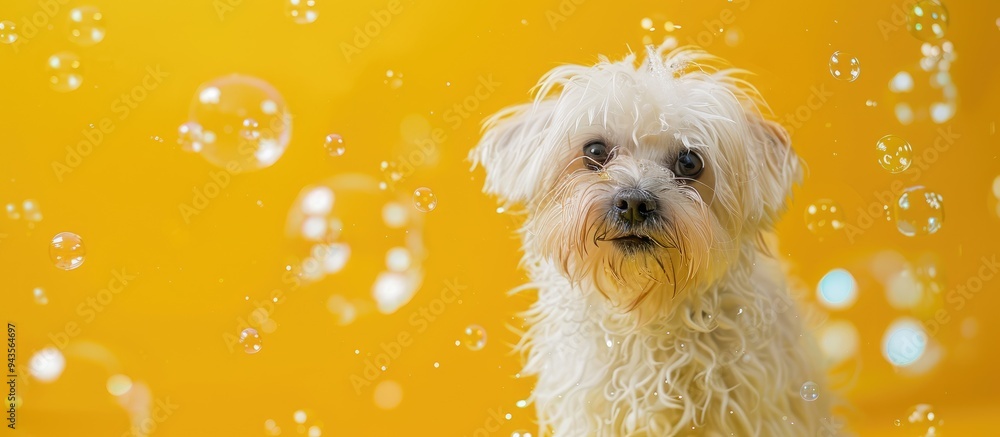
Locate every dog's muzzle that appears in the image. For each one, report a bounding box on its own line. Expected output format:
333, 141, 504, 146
612, 188, 657, 225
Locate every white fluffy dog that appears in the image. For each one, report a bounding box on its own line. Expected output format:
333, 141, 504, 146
470, 43, 834, 436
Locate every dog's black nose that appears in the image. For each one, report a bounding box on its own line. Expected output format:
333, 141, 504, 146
612, 189, 657, 224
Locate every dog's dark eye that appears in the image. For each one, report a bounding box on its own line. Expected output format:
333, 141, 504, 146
583, 141, 609, 170
675, 150, 704, 178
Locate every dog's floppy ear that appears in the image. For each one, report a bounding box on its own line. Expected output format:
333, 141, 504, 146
750, 117, 802, 228
469, 99, 558, 209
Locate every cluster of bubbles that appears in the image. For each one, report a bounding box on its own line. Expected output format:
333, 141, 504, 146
6, 199, 43, 228
265, 409, 324, 436
33, 287, 49, 305
1, 6, 110, 91
285, 174, 427, 318
179, 75, 293, 172
888, 2, 957, 125
895, 404, 943, 436
50, 231, 86, 271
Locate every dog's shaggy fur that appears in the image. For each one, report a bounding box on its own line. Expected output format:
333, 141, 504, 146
470, 42, 833, 436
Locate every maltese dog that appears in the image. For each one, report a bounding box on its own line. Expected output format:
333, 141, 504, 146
470, 42, 835, 436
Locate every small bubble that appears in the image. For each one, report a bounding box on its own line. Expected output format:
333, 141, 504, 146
516, 400, 527, 408
373, 380, 403, 410
828, 51, 861, 82
47, 52, 84, 92
462, 324, 487, 351
239, 328, 262, 354
293, 410, 307, 424
894, 186, 944, 236
803, 199, 845, 237
433, 362, 439, 368
324, 134, 346, 156
907, 1, 949, 41
33, 288, 49, 305
50, 232, 86, 270
0, 20, 18, 44
799, 381, 819, 401
308, 425, 322, 437
413, 187, 438, 212
106, 374, 133, 396
512, 431, 534, 437
640, 17, 653, 30
286, 0, 319, 24
67, 6, 106, 46
876, 135, 913, 173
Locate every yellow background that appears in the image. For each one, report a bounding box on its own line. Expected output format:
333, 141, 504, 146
1, 0, 999, 435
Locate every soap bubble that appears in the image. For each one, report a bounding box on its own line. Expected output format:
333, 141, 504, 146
829, 51, 860, 82
894, 186, 944, 236
816, 268, 857, 310
373, 380, 403, 410
68, 6, 106, 46
33, 288, 49, 305
28, 348, 65, 382
882, 318, 927, 366
413, 187, 438, 212
106, 374, 133, 396
50, 232, 86, 270
187, 75, 292, 172
888, 57, 957, 125
804, 199, 845, 237
876, 135, 913, 173
239, 328, 262, 354
907, 1, 949, 42
462, 324, 487, 351
287, 0, 319, 24
324, 134, 345, 156
47, 52, 84, 92
0, 21, 17, 44
799, 381, 819, 401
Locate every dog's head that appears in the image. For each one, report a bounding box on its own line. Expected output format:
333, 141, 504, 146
471, 43, 801, 314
